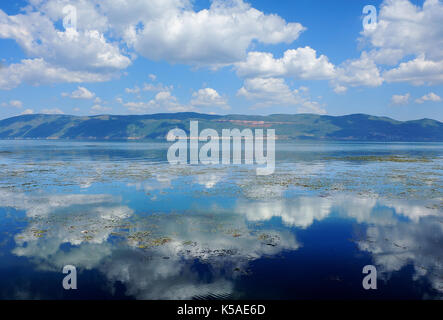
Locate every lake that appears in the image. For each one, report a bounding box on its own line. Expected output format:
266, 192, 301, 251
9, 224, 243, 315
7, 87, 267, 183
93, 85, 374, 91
0, 140, 442, 299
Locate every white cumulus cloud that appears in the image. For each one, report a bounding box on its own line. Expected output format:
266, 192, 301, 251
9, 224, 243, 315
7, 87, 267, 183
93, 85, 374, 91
191, 88, 229, 110
390, 93, 410, 105
415, 92, 442, 104
332, 52, 383, 92
383, 55, 443, 85
238, 77, 326, 114
63, 86, 95, 99
115, 0, 305, 66
236, 47, 335, 80
124, 91, 192, 114
361, 0, 443, 85
0, 58, 114, 90
0, 3, 131, 89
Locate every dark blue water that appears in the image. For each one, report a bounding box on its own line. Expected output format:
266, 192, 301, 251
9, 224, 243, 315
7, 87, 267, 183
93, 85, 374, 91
0, 140, 442, 299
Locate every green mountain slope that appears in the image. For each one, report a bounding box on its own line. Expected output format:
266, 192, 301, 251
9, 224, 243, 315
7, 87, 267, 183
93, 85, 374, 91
0, 113, 442, 141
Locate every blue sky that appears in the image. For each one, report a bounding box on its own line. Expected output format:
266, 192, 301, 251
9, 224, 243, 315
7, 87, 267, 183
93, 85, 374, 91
0, 0, 442, 121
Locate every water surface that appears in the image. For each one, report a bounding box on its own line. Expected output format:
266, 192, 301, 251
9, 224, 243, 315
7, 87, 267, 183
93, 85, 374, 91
0, 140, 442, 299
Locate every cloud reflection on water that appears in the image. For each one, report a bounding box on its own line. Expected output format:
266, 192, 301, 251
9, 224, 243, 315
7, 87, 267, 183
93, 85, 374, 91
1, 187, 442, 299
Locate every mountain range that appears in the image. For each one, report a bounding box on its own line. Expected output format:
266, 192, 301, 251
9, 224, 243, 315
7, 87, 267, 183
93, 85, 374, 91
0, 113, 442, 141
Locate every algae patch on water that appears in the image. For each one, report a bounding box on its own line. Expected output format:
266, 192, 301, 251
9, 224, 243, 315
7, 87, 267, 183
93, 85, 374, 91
324, 155, 433, 163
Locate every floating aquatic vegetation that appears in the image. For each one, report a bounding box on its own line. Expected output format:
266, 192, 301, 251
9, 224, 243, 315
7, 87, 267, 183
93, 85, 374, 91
31, 229, 47, 238
1, 141, 442, 299
324, 155, 434, 163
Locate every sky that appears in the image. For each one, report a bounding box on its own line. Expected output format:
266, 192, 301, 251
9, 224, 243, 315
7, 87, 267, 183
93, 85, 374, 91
0, 0, 442, 121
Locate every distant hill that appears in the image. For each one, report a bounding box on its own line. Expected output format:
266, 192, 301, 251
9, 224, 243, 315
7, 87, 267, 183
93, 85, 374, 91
0, 113, 442, 141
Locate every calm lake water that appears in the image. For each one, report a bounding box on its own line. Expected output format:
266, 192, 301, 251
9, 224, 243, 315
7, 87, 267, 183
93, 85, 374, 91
0, 140, 442, 299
